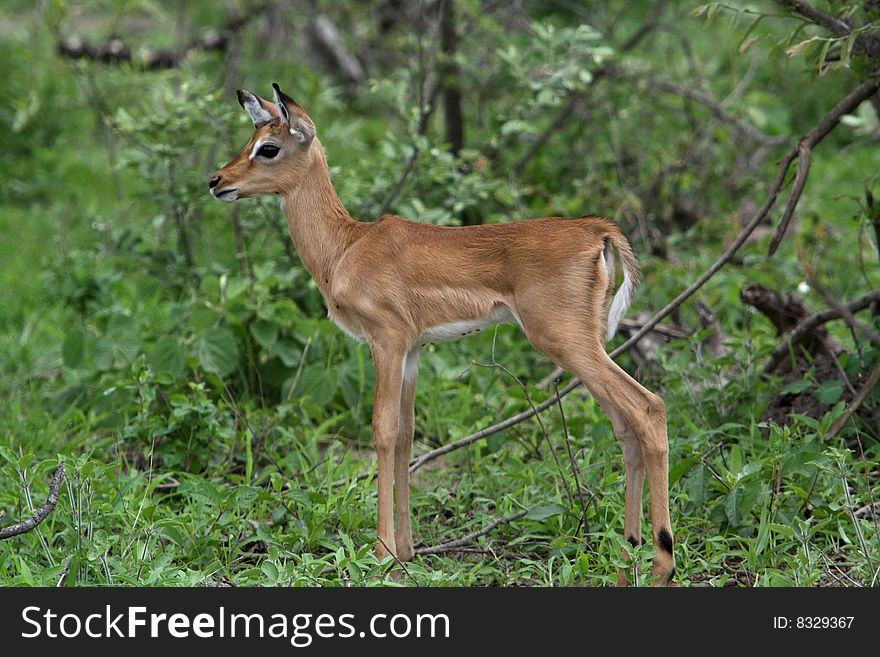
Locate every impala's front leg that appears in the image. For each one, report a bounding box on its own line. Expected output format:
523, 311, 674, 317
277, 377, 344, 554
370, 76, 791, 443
394, 348, 421, 561
370, 340, 406, 560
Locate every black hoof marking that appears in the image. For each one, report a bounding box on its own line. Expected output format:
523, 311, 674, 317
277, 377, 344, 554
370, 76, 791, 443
658, 528, 673, 554
627, 535, 639, 549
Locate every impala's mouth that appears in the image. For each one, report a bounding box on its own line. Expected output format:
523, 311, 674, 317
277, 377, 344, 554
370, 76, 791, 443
211, 187, 239, 202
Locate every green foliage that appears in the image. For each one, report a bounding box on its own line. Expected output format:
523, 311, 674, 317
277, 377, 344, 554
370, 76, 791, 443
1, 0, 878, 587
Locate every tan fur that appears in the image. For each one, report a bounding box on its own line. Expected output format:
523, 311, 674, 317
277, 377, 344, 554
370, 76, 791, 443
210, 87, 674, 585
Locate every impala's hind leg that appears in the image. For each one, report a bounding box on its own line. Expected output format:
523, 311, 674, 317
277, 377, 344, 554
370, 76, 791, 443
517, 310, 674, 586
605, 406, 646, 586
569, 348, 672, 585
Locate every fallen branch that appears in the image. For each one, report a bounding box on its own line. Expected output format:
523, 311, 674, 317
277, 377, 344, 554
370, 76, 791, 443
741, 282, 816, 333
415, 508, 528, 555
762, 289, 880, 374
0, 463, 65, 540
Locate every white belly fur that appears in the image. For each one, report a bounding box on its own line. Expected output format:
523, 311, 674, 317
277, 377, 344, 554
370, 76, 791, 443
418, 304, 514, 346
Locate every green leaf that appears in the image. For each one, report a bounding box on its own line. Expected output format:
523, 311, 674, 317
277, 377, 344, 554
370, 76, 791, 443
728, 444, 743, 476
197, 327, 239, 377
62, 327, 86, 369
687, 464, 712, 508
781, 379, 812, 396
274, 339, 302, 367
106, 314, 140, 363
338, 353, 374, 412
815, 379, 844, 406
261, 560, 279, 582
725, 487, 744, 526
526, 503, 566, 521
295, 364, 338, 406
250, 320, 278, 349
147, 338, 185, 379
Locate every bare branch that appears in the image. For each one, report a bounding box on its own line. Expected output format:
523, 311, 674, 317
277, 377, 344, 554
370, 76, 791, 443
0, 463, 65, 540
57, 6, 264, 70
768, 78, 879, 255
776, 0, 853, 37
647, 77, 788, 147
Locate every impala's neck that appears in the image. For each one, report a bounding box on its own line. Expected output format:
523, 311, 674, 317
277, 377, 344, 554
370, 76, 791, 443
281, 139, 357, 292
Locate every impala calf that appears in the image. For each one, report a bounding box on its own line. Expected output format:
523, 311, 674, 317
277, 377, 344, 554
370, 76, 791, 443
208, 83, 674, 586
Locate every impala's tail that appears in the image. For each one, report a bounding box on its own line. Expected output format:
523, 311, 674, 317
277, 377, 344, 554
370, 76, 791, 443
603, 229, 640, 342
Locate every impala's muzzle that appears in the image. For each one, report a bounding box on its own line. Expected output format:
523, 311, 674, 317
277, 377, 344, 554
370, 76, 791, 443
208, 174, 239, 202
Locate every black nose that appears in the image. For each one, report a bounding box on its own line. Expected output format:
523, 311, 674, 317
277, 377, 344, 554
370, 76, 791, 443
209, 175, 221, 189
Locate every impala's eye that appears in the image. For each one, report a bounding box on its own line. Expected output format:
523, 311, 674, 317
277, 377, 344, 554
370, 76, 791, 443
257, 144, 280, 159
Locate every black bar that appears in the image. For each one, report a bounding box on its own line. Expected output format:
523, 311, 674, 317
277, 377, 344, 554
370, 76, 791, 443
0, 587, 873, 652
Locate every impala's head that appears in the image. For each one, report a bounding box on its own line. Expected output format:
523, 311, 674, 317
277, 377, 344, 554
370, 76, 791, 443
209, 83, 317, 202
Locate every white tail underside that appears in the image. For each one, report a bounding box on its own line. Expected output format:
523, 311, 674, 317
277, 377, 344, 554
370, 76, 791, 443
605, 246, 634, 342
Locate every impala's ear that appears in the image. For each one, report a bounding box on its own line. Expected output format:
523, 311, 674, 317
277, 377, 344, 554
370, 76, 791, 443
271, 82, 291, 125
290, 117, 316, 145
271, 82, 315, 145
237, 89, 274, 127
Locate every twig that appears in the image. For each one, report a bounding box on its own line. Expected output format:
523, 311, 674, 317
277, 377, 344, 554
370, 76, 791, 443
775, 0, 880, 58
416, 509, 528, 555
767, 142, 812, 255
468, 358, 575, 507
808, 276, 880, 350
0, 463, 66, 540
376, 535, 419, 586
555, 379, 597, 537
286, 336, 312, 400
839, 458, 876, 577
56, 558, 72, 587
768, 78, 880, 255
826, 359, 880, 440
647, 77, 788, 147
776, 0, 852, 37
